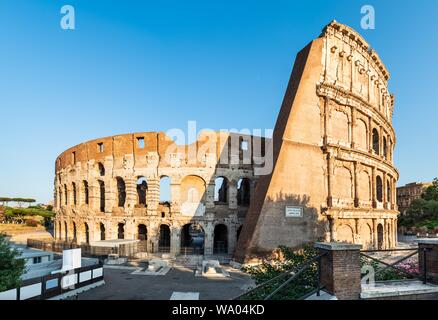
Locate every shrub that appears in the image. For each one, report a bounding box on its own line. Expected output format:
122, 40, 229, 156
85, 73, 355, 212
25, 219, 39, 227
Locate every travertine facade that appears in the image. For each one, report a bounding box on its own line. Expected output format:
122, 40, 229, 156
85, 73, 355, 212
54, 21, 399, 261
54, 131, 265, 256
235, 21, 399, 262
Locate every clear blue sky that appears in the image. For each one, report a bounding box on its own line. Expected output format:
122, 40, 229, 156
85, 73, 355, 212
0, 0, 437, 204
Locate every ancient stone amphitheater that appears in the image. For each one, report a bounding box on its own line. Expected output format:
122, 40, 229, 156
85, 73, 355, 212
54, 21, 399, 262
54, 131, 266, 256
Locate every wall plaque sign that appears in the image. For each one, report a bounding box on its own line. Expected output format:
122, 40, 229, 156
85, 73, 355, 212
285, 206, 303, 218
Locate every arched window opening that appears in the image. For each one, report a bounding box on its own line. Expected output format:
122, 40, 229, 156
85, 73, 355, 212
377, 224, 384, 250
100, 223, 105, 240
376, 176, 383, 202
64, 221, 68, 241
236, 225, 243, 242
72, 222, 77, 242
58, 221, 62, 240
383, 136, 388, 159
84, 223, 89, 244
214, 177, 228, 203
98, 162, 105, 177
387, 180, 391, 204
237, 178, 251, 206
83, 181, 89, 205
64, 184, 68, 206
372, 128, 379, 155
117, 223, 125, 239
180, 223, 204, 255
98, 180, 105, 212
213, 224, 228, 254
72, 182, 77, 206
116, 177, 126, 207
138, 224, 147, 241
136, 177, 148, 206
159, 176, 171, 202
158, 225, 171, 253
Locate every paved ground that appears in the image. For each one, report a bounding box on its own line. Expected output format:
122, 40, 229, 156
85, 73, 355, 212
71, 265, 254, 300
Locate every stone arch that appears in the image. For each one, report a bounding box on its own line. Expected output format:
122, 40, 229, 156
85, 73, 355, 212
237, 178, 251, 206
181, 175, 206, 203
83, 181, 89, 205
336, 223, 354, 243
98, 180, 105, 212
333, 166, 353, 199
214, 176, 228, 203
64, 184, 68, 206
355, 118, 368, 150
117, 222, 125, 239
180, 223, 205, 254
158, 224, 171, 253
72, 182, 77, 205
387, 179, 392, 204
213, 224, 228, 254
58, 221, 62, 240
99, 222, 106, 240
372, 128, 379, 155
98, 162, 105, 177
376, 176, 383, 202
159, 176, 171, 202
330, 108, 350, 144
358, 170, 371, 202
383, 136, 388, 159
116, 177, 126, 207
136, 177, 148, 206
360, 223, 373, 249
138, 224, 147, 241
72, 221, 77, 242
377, 223, 384, 249
84, 222, 90, 244
64, 221, 68, 241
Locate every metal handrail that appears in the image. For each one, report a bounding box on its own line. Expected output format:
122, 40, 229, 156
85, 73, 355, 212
234, 252, 326, 300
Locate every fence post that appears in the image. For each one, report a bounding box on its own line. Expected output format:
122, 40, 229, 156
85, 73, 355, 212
314, 242, 362, 300
418, 239, 438, 284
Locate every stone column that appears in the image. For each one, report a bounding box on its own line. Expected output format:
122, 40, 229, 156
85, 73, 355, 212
147, 178, 159, 212
327, 153, 334, 207
418, 239, 438, 284
372, 218, 378, 249
205, 183, 215, 209
170, 225, 181, 256
204, 221, 214, 255
229, 181, 238, 209
227, 223, 237, 255
315, 242, 362, 300
125, 177, 137, 211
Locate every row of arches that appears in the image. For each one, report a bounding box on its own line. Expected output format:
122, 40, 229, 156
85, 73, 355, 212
56, 221, 243, 255
58, 175, 252, 211
333, 165, 395, 205
329, 108, 394, 161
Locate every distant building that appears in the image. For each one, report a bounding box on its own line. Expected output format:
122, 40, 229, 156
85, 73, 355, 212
396, 182, 432, 215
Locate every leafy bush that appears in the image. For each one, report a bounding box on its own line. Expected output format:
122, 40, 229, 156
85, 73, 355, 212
240, 244, 319, 300
360, 256, 419, 281
25, 219, 39, 227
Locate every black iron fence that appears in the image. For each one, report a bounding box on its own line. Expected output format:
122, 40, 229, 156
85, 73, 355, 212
0, 263, 104, 300
360, 247, 431, 284
234, 253, 327, 300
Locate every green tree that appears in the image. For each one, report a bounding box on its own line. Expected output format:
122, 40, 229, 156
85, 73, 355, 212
0, 197, 12, 206
421, 178, 438, 201
0, 234, 26, 291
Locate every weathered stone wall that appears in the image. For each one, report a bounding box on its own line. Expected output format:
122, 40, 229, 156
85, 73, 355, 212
234, 21, 399, 262
54, 131, 263, 256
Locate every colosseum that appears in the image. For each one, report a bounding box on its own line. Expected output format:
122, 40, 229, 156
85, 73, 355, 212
54, 21, 399, 262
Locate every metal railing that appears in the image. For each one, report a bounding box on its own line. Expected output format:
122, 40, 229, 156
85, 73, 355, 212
0, 262, 104, 300
234, 252, 327, 300
360, 247, 430, 284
